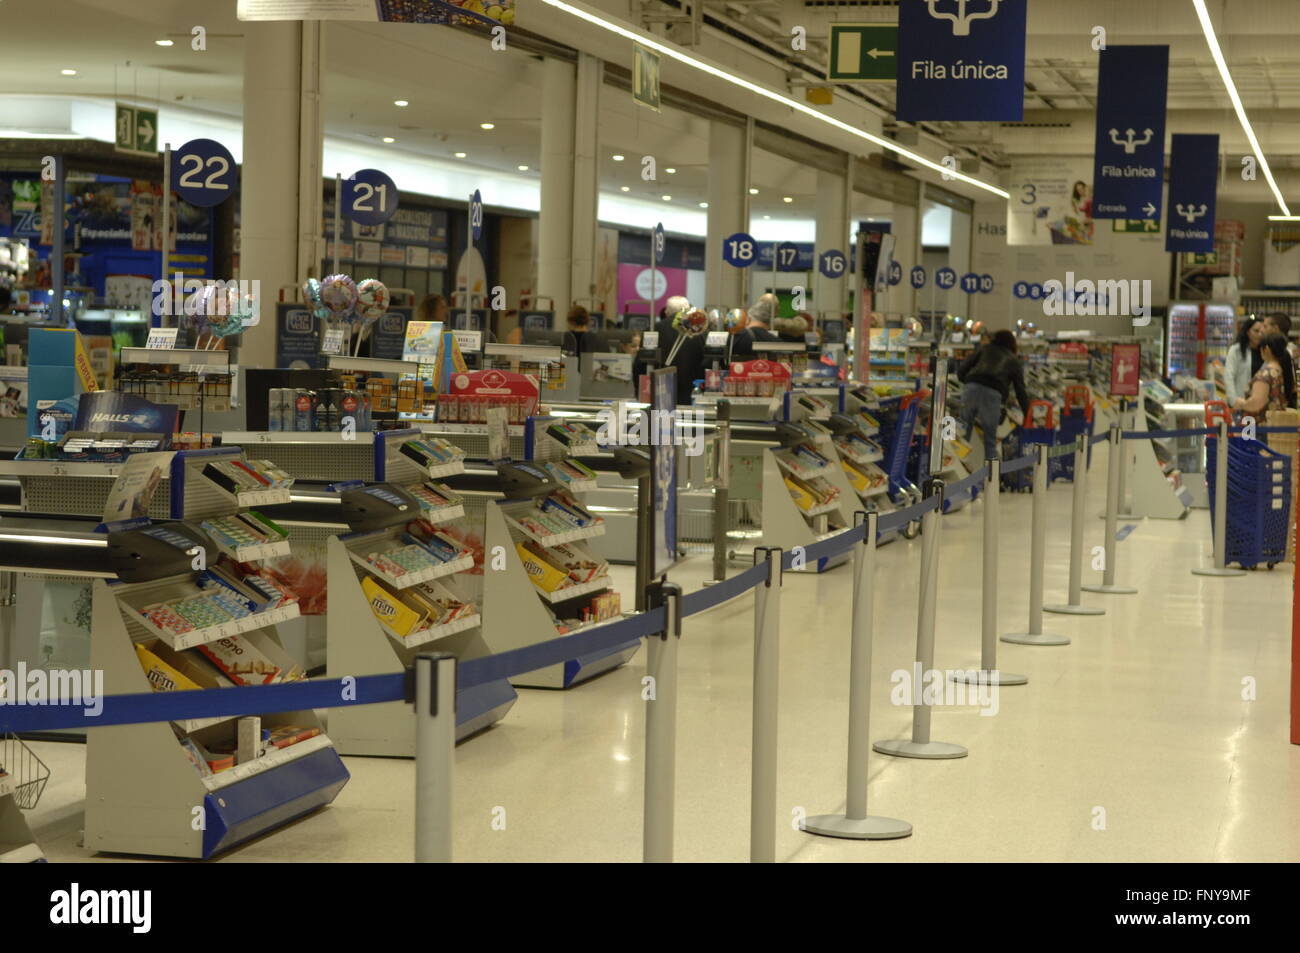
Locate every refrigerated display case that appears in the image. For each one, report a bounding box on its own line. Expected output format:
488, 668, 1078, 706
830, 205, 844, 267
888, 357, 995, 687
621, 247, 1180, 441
1166, 301, 1237, 378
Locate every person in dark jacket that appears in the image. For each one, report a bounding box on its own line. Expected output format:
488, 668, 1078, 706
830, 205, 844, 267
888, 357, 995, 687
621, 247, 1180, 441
731, 293, 781, 358
957, 329, 1030, 462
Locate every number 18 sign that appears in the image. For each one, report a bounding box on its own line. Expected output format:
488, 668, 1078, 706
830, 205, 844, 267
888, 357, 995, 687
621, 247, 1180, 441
343, 169, 399, 227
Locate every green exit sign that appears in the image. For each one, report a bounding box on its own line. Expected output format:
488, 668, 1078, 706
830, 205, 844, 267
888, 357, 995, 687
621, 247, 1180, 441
827, 23, 898, 83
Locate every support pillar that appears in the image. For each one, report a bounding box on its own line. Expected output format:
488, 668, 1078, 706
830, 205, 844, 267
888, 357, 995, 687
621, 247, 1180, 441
705, 118, 752, 309
814, 161, 850, 315
239, 19, 322, 369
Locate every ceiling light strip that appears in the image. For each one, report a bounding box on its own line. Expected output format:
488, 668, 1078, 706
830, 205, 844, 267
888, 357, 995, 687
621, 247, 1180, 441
1191, 0, 1290, 216
537, 0, 1009, 200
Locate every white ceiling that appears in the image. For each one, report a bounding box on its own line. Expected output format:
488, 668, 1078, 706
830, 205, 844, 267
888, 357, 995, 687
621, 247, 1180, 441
0, 0, 1297, 213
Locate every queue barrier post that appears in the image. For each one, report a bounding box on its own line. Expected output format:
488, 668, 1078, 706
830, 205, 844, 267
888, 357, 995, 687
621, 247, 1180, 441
643, 581, 683, 862
712, 399, 732, 583
874, 479, 968, 760
413, 652, 457, 863
804, 512, 913, 840
1192, 418, 1247, 577
1044, 438, 1106, 616
1083, 423, 1139, 594
1002, 444, 1071, 646
953, 459, 1027, 687
751, 546, 782, 863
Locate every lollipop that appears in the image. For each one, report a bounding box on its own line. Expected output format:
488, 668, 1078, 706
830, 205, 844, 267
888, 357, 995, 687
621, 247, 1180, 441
356, 278, 389, 321
680, 308, 709, 335
303, 277, 322, 308
320, 273, 358, 316
723, 308, 748, 333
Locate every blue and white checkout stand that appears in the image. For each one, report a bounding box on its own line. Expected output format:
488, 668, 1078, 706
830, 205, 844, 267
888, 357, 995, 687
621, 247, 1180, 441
84, 447, 349, 859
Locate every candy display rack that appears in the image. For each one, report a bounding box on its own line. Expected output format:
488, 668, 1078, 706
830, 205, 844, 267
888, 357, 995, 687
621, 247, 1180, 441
326, 483, 515, 753
759, 420, 855, 573
480, 461, 638, 688
84, 478, 348, 859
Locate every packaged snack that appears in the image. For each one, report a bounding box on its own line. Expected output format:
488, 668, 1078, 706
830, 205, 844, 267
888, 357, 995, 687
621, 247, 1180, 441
197, 635, 283, 686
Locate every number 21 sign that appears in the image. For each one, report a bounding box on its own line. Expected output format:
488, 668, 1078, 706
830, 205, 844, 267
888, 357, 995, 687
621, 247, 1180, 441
343, 169, 399, 227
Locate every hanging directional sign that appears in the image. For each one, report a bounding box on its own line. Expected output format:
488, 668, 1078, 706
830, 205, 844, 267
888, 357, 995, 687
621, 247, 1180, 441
1013, 280, 1031, 299
723, 231, 758, 267
342, 169, 399, 226
775, 241, 800, 271
818, 248, 847, 278
1166, 134, 1219, 253
910, 265, 927, 289
1092, 45, 1169, 220
888, 260, 903, 286
114, 103, 158, 155
896, 0, 1027, 121
827, 22, 899, 83
960, 272, 980, 294
979, 274, 995, 294
935, 267, 957, 290
653, 222, 666, 258
171, 138, 237, 207
470, 189, 484, 240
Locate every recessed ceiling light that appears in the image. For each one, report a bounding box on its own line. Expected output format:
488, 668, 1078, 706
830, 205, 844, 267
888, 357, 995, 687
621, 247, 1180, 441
61, 69, 77, 76
662, 195, 672, 201
620, 186, 630, 192
517, 164, 529, 171
155, 39, 174, 47
480, 122, 495, 130
394, 99, 409, 107
665, 168, 676, 174
454, 151, 467, 158
698, 202, 708, 208
382, 137, 395, 143
763, 214, 771, 220
783, 196, 793, 203
612, 154, 625, 161
748, 187, 759, 195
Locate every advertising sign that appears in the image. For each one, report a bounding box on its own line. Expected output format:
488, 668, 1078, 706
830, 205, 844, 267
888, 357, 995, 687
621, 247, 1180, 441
1091, 46, 1170, 220
1166, 134, 1219, 254
274, 303, 322, 369
1007, 157, 1096, 246
895, 0, 1027, 121
1110, 342, 1141, 396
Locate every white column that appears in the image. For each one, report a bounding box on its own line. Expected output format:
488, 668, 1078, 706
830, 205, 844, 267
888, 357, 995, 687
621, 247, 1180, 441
814, 161, 850, 315
705, 118, 752, 309
538, 58, 577, 311
890, 195, 921, 316
571, 54, 601, 308
239, 20, 322, 369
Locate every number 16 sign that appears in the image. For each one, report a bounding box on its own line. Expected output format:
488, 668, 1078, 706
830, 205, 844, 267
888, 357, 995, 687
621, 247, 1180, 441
343, 169, 399, 226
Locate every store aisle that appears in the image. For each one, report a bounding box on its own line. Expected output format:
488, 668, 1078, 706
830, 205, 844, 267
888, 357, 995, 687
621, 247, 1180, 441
24, 444, 1300, 862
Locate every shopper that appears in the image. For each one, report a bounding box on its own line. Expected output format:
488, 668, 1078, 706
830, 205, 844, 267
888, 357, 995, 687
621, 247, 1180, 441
1261, 312, 1300, 379
417, 293, 450, 324
1225, 317, 1264, 403
732, 293, 780, 358
565, 304, 591, 363
1233, 332, 1296, 416
956, 329, 1031, 463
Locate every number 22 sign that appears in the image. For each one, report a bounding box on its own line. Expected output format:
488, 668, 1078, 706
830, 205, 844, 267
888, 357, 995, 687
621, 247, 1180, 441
343, 169, 399, 227
171, 139, 236, 207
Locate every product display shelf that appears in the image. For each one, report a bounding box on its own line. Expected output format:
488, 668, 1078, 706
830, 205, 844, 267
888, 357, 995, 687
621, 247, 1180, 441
85, 497, 346, 859
325, 529, 514, 754
118, 347, 233, 413
480, 494, 637, 689
758, 445, 852, 573
342, 530, 474, 589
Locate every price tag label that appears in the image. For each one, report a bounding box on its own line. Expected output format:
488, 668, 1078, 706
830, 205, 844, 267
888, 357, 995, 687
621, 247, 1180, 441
321, 328, 346, 355
453, 330, 482, 353
643, 331, 660, 349
146, 328, 179, 349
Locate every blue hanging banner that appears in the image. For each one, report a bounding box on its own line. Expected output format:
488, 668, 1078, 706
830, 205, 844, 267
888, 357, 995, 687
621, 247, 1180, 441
895, 0, 1027, 122
1091, 45, 1169, 221
1166, 134, 1219, 254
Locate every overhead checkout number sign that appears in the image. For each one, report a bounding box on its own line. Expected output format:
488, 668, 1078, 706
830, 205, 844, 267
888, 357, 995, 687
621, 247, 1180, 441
1091, 45, 1169, 221
895, 0, 1027, 121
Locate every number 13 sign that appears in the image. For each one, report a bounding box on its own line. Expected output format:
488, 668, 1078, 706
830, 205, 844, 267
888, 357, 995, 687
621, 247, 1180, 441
343, 169, 399, 227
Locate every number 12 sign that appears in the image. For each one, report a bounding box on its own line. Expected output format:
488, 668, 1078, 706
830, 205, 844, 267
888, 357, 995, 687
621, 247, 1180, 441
171, 139, 236, 207
343, 169, 399, 226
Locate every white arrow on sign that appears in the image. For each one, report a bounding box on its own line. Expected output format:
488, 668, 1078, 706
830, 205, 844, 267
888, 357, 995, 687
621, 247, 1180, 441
867, 48, 895, 59
1143, 202, 1156, 217
137, 118, 154, 145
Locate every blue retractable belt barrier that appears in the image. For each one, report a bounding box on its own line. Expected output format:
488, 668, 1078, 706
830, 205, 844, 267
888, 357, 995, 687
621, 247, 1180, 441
1001, 453, 1036, 475
682, 562, 769, 616
1090, 430, 1111, 446
780, 520, 867, 570
877, 494, 940, 536
0, 673, 407, 734
946, 465, 987, 502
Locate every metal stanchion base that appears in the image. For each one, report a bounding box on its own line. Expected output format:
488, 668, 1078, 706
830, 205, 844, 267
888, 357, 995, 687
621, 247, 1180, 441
949, 669, 1027, 686
802, 814, 913, 840
1042, 602, 1105, 616
872, 739, 968, 759
1001, 631, 1071, 646
1081, 583, 1138, 594
1191, 566, 1248, 577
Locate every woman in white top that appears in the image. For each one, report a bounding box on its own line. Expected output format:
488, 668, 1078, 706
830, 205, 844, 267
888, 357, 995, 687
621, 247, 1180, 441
1225, 317, 1264, 404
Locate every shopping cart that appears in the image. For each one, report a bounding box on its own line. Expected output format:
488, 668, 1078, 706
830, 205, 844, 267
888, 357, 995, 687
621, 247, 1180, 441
1004, 400, 1056, 491
0, 733, 50, 810
1057, 385, 1095, 481
1206, 436, 1291, 569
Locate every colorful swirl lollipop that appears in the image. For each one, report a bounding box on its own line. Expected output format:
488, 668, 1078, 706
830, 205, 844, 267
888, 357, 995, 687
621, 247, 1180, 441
320, 273, 358, 316
723, 308, 748, 333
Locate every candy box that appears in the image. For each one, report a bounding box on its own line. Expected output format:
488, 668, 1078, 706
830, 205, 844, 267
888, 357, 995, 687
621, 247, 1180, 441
197, 631, 298, 686
515, 542, 570, 593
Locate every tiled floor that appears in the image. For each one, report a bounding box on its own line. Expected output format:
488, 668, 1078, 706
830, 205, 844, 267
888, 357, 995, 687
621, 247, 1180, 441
23, 445, 1300, 862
